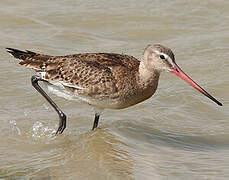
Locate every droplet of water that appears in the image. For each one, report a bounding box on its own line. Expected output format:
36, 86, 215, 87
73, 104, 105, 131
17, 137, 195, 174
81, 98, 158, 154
9, 120, 16, 126
24, 109, 31, 117
9, 120, 21, 135
43, 103, 49, 110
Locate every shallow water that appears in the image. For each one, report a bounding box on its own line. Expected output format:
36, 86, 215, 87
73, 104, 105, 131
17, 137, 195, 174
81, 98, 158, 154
0, 0, 229, 179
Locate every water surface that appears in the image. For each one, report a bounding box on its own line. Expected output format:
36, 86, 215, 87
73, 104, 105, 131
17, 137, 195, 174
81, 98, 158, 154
0, 0, 229, 179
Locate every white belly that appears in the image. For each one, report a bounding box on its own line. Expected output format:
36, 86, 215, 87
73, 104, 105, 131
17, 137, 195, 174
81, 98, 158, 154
44, 82, 76, 101
42, 81, 122, 110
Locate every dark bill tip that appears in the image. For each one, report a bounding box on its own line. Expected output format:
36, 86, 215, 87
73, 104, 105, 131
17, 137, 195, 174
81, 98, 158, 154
170, 63, 223, 106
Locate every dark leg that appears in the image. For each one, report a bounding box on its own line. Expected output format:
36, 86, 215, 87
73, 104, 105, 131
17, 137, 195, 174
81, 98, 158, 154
31, 75, 66, 135
92, 113, 100, 130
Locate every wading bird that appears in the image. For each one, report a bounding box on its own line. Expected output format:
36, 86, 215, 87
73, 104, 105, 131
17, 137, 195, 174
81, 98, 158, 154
7, 44, 222, 134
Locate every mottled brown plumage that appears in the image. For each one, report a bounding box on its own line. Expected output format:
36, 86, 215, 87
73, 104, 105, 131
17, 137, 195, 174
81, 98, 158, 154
7, 47, 157, 109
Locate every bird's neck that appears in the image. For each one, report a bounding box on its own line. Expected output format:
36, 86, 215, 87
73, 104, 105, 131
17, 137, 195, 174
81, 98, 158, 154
138, 62, 160, 92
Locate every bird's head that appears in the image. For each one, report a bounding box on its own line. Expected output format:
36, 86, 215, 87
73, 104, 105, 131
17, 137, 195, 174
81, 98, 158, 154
142, 44, 222, 106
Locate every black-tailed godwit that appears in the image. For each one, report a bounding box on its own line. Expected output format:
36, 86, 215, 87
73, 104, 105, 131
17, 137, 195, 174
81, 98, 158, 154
6, 44, 222, 134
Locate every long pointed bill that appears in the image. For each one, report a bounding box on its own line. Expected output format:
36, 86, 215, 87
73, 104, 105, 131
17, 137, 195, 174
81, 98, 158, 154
170, 63, 222, 106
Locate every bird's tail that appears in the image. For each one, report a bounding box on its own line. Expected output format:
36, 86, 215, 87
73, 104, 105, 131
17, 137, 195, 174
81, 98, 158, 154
6, 48, 50, 70
6, 48, 36, 60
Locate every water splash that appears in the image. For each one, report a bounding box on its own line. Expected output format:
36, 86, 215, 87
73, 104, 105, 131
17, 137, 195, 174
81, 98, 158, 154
30, 121, 56, 139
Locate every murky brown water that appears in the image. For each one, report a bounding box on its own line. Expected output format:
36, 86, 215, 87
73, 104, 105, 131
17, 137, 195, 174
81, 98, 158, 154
0, 0, 229, 179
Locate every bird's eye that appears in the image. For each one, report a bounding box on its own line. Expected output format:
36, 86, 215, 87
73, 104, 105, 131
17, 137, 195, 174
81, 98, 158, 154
160, 55, 165, 59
